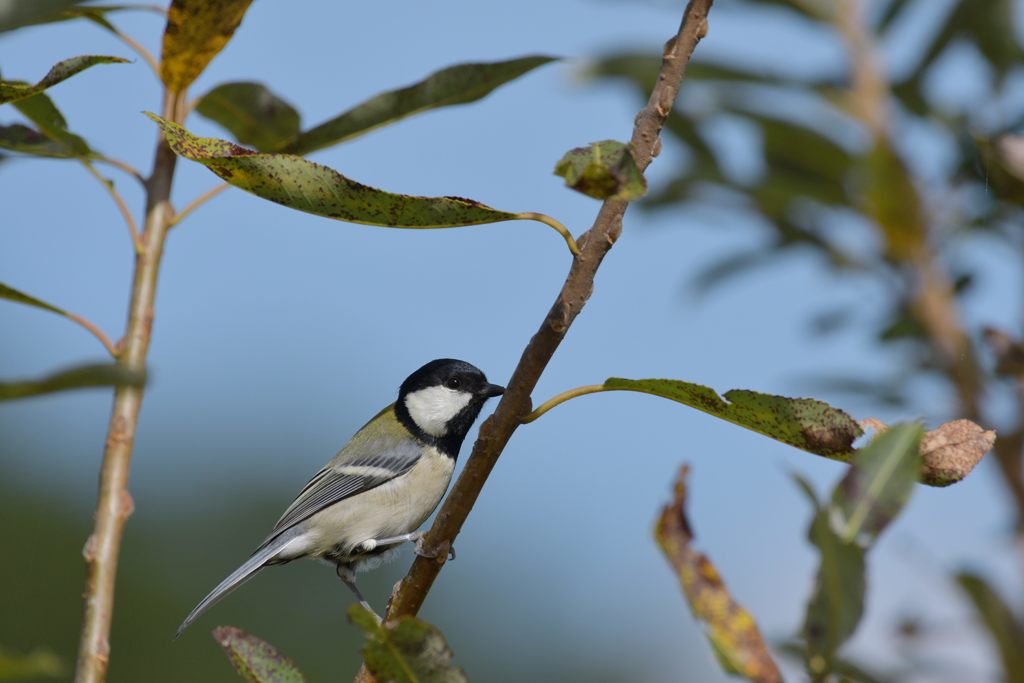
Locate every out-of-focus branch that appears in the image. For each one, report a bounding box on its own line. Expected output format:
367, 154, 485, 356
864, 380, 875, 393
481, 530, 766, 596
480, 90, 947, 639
354, 3, 715, 681
74, 89, 180, 683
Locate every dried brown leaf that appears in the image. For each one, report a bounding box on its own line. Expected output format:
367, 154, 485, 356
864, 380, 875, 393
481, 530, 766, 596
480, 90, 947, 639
920, 419, 996, 487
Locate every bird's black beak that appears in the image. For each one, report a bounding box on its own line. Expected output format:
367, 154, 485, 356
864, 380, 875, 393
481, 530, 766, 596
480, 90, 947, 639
483, 383, 505, 399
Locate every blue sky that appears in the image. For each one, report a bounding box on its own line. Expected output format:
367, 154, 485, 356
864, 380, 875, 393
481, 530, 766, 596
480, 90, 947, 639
1, 1, 1018, 680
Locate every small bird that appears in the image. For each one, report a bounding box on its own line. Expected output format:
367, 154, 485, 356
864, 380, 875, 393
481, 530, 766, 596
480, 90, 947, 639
176, 358, 504, 636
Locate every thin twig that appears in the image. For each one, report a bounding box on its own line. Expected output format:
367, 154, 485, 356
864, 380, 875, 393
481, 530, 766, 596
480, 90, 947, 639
169, 183, 228, 228
74, 87, 180, 683
516, 212, 580, 256
80, 160, 143, 254
355, 5, 714, 680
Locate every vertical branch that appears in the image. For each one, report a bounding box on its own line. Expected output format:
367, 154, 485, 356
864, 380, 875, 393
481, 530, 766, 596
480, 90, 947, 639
74, 89, 180, 683
354, 4, 714, 675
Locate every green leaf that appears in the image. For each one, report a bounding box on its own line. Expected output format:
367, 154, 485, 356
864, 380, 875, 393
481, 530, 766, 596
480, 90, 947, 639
0, 55, 128, 105
802, 488, 867, 680
0, 123, 80, 157
802, 424, 921, 679
148, 113, 522, 229
0, 0, 89, 33
604, 378, 863, 459
0, 282, 67, 316
159, 0, 254, 93
553, 140, 647, 200
195, 82, 301, 152
656, 466, 783, 683
956, 572, 1024, 680
213, 626, 305, 683
859, 141, 926, 261
0, 646, 64, 680
12, 92, 94, 157
349, 605, 469, 683
0, 363, 145, 401
830, 423, 922, 545
289, 56, 557, 155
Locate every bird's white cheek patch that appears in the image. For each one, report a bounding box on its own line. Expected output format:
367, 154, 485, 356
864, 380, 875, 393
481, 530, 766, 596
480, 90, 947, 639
404, 386, 472, 437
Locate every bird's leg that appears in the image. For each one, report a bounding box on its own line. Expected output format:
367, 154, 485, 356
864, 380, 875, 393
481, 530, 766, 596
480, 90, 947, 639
355, 531, 425, 553
336, 564, 381, 623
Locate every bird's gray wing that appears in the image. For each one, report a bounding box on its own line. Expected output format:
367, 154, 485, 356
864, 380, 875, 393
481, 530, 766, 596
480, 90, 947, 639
261, 423, 424, 544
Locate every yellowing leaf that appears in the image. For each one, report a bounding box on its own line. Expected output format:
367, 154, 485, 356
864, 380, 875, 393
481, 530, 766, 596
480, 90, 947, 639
159, 0, 253, 93
656, 465, 782, 683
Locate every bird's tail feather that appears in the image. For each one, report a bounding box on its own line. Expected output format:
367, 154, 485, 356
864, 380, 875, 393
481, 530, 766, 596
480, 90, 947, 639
176, 532, 300, 637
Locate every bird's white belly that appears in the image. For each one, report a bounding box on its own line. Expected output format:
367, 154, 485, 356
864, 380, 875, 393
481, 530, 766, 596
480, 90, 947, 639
302, 447, 455, 557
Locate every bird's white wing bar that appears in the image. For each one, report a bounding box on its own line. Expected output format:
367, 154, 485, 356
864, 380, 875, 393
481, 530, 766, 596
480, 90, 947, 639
261, 439, 425, 545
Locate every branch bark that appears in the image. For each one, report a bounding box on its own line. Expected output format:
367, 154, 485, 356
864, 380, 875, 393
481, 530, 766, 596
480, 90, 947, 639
355, 1, 714, 679
74, 89, 180, 683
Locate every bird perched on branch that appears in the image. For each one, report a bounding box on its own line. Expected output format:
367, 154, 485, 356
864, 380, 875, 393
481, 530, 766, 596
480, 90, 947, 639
176, 358, 504, 635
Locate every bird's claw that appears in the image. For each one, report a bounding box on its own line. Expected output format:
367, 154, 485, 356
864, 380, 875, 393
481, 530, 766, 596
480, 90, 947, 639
414, 536, 456, 562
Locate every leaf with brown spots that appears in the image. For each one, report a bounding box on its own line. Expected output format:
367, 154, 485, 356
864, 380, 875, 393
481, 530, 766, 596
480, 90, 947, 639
604, 377, 863, 458
656, 465, 782, 683
0, 55, 127, 104
148, 114, 525, 229
349, 605, 469, 683
213, 626, 305, 683
289, 56, 557, 155
554, 140, 647, 200
159, 0, 253, 93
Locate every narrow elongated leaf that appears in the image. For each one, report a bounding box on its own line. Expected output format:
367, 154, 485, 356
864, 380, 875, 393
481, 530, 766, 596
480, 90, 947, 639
195, 82, 301, 152
213, 627, 305, 683
0, 123, 78, 157
554, 140, 647, 200
1, 282, 67, 315
12, 92, 94, 157
0, 56, 128, 104
0, 646, 64, 679
148, 114, 521, 228
349, 605, 469, 683
955, 572, 1024, 681
830, 423, 922, 545
802, 424, 921, 678
289, 56, 557, 155
799, 479, 866, 680
0, 363, 145, 401
604, 378, 863, 458
0, 0, 88, 33
159, 0, 253, 93
656, 465, 782, 683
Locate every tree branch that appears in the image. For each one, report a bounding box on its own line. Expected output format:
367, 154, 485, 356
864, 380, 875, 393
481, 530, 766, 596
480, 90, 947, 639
74, 89, 180, 683
358, 1, 714, 670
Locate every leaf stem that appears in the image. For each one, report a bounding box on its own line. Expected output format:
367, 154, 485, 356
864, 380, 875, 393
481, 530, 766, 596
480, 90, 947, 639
517, 212, 579, 256
80, 159, 143, 254
521, 385, 609, 423
169, 182, 228, 228
96, 155, 146, 186
107, 24, 160, 76
63, 311, 121, 358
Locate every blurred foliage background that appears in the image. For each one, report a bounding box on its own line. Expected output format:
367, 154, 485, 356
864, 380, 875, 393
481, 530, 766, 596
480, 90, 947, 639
2, 0, 1023, 681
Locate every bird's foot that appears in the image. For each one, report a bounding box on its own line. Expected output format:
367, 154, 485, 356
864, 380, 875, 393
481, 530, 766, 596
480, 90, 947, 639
414, 536, 456, 562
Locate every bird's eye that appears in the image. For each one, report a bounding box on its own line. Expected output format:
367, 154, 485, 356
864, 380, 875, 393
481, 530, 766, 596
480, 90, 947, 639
445, 377, 461, 390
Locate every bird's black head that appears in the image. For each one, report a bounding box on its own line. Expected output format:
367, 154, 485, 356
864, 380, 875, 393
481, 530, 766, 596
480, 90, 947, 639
394, 358, 504, 457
